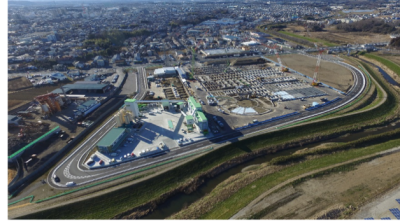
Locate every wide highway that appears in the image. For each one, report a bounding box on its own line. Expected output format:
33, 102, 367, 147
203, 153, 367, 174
47, 57, 366, 188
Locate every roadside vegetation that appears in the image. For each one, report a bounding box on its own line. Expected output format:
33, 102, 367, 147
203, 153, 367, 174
278, 31, 337, 47
172, 134, 400, 219
363, 53, 400, 78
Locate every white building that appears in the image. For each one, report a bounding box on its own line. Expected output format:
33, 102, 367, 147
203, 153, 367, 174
50, 73, 67, 81
154, 67, 177, 77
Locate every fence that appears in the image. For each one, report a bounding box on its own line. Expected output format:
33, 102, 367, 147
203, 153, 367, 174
8, 73, 128, 196
8, 126, 61, 162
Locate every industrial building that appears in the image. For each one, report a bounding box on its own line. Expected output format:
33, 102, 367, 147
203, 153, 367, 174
114, 103, 135, 127
175, 66, 187, 80
154, 67, 177, 77
200, 48, 251, 58
241, 41, 260, 46
52, 82, 112, 95
74, 99, 101, 117
96, 128, 129, 154
35, 93, 65, 115
124, 98, 140, 118
186, 96, 209, 133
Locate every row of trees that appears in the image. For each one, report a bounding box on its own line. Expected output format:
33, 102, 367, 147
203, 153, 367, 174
85, 29, 152, 47
336, 19, 398, 34
169, 13, 217, 27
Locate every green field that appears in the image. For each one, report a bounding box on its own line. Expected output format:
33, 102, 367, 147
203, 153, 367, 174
364, 53, 400, 78
278, 31, 337, 47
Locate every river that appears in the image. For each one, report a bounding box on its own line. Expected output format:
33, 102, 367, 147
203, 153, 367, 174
141, 124, 400, 219
359, 58, 400, 86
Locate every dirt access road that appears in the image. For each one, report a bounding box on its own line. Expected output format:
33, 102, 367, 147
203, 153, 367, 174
232, 148, 400, 219
266, 54, 353, 92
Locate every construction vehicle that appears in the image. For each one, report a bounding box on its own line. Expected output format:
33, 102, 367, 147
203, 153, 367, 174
312, 43, 324, 86
261, 43, 288, 72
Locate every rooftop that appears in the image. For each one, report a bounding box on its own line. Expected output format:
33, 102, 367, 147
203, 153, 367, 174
97, 128, 126, 147
196, 111, 207, 122
188, 96, 202, 110
154, 67, 176, 75
125, 98, 137, 103
52, 83, 108, 93
201, 48, 243, 56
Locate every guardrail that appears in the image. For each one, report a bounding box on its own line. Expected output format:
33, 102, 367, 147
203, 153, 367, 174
235, 112, 300, 131
8, 126, 61, 162
8, 147, 214, 206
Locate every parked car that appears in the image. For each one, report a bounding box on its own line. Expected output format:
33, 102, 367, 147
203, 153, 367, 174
53, 174, 60, 182
66, 181, 75, 187
87, 160, 95, 166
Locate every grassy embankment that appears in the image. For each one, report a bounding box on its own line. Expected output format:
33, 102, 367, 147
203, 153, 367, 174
169, 59, 400, 218
363, 53, 400, 78
278, 31, 337, 47
17, 57, 400, 219
179, 131, 400, 220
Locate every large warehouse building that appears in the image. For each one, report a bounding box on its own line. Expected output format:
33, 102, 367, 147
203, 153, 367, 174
52, 82, 112, 94
154, 67, 177, 77
96, 128, 129, 154
200, 48, 252, 58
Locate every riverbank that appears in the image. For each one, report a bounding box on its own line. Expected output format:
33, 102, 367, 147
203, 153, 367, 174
168, 130, 400, 219
231, 146, 400, 219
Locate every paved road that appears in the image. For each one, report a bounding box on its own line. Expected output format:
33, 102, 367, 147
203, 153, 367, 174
46, 57, 366, 189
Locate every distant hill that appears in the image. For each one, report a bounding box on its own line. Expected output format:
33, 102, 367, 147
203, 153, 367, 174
337, 18, 397, 34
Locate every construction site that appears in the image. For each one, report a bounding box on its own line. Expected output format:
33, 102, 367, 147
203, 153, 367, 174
178, 47, 352, 131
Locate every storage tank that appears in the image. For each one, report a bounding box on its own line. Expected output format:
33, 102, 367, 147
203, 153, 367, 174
124, 114, 130, 124
41, 104, 49, 114
56, 96, 64, 106
54, 100, 61, 112
114, 114, 122, 127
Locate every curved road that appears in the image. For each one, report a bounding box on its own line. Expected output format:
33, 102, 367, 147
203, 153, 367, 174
47, 57, 366, 189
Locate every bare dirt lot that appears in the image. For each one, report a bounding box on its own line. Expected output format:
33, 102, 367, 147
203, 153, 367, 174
266, 54, 353, 92
8, 80, 73, 101
8, 77, 33, 92
283, 25, 391, 45
237, 150, 400, 219
8, 100, 30, 110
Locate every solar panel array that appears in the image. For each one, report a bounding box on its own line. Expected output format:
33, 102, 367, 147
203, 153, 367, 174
364, 217, 374, 220
389, 208, 400, 220
396, 199, 400, 205
381, 217, 391, 220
